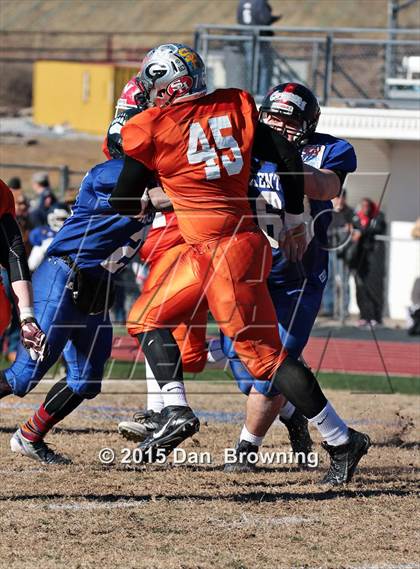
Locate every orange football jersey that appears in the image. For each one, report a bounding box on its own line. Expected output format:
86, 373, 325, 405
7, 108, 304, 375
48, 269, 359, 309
0, 179, 16, 219
122, 88, 258, 244
140, 211, 184, 265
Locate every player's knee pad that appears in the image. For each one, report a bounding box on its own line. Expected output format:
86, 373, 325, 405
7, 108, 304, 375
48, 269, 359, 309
271, 355, 327, 419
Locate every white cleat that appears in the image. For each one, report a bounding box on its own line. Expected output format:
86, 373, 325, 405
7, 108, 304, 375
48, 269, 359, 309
118, 409, 161, 443
10, 429, 71, 465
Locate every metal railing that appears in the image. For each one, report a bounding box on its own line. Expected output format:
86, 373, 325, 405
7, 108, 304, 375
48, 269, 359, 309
195, 25, 420, 107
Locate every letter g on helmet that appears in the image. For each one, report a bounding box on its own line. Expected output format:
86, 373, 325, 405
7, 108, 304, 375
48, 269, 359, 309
136, 43, 207, 108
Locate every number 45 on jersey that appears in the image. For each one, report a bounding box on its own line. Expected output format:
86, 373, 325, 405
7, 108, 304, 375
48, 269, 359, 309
187, 115, 244, 180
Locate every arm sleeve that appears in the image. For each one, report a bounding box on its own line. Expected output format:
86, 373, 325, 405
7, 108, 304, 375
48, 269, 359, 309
0, 213, 31, 282
110, 155, 154, 215
252, 122, 304, 214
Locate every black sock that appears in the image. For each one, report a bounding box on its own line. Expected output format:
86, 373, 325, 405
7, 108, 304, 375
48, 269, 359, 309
272, 356, 327, 419
43, 377, 84, 422
137, 329, 183, 390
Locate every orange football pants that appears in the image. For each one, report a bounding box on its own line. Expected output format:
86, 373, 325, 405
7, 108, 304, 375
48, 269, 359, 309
139, 243, 209, 374
128, 230, 287, 381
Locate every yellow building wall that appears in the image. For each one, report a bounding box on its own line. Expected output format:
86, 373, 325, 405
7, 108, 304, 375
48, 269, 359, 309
34, 61, 124, 135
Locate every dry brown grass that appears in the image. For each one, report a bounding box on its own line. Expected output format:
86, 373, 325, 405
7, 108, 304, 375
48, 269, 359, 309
0, 381, 419, 569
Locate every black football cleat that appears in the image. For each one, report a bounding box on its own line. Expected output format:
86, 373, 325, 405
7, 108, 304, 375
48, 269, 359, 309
321, 428, 371, 486
118, 409, 161, 442
224, 440, 259, 473
138, 405, 200, 462
280, 409, 313, 468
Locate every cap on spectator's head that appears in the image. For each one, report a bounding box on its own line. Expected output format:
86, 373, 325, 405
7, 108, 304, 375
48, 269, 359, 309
32, 171, 50, 187
7, 176, 21, 190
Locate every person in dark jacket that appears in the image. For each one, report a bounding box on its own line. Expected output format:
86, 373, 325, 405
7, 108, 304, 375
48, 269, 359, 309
353, 198, 387, 326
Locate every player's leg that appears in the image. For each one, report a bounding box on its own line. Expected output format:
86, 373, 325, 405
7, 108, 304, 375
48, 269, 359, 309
127, 244, 205, 455
207, 231, 370, 484
223, 282, 322, 471
7, 258, 86, 463
1, 258, 76, 400
12, 311, 113, 464
118, 305, 209, 442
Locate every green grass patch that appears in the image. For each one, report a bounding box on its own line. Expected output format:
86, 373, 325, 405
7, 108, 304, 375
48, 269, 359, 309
2, 357, 418, 395
104, 361, 419, 395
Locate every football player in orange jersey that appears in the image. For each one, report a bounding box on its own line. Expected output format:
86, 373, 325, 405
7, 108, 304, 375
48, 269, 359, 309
0, 179, 48, 387
118, 212, 215, 441
111, 44, 370, 485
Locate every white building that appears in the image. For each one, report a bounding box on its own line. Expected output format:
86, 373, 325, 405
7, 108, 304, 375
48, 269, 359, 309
320, 107, 420, 319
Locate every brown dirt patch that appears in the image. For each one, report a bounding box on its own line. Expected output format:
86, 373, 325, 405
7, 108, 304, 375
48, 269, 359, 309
0, 382, 419, 569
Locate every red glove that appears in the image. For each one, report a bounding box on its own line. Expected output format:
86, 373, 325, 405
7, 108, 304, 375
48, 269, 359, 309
20, 318, 49, 362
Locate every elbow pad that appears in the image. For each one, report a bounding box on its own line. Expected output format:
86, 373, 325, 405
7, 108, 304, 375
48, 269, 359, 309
0, 214, 31, 282
110, 155, 153, 216
253, 123, 304, 214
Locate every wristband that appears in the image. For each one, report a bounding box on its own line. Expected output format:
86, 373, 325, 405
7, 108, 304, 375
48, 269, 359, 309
19, 307, 35, 323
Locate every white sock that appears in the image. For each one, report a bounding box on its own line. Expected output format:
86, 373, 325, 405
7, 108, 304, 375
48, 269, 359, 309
279, 400, 296, 421
240, 425, 264, 447
207, 338, 227, 364
161, 381, 188, 408
308, 401, 349, 446
145, 358, 164, 413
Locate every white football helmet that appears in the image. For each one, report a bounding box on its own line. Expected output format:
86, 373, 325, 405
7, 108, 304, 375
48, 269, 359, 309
136, 43, 207, 108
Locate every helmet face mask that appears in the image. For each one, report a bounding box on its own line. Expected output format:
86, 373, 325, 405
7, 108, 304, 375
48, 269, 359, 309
259, 83, 321, 148
136, 43, 207, 108
114, 77, 149, 118
107, 108, 141, 159
259, 113, 303, 144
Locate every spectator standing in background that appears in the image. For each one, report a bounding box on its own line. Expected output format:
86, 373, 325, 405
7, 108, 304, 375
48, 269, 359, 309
29, 172, 57, 227
237, 0, 281, 95
322, 190, 357, 319
353, 198, 387, 327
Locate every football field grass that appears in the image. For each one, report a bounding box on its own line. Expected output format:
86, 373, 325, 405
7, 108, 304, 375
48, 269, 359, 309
0, 374, 419, 569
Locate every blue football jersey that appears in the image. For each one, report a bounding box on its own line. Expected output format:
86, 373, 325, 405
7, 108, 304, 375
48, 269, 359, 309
48, 159, 153, 277
249, 132, 357, 285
